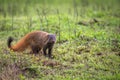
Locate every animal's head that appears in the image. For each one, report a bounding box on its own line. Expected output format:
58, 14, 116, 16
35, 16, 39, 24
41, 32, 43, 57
48, 34, 56, 43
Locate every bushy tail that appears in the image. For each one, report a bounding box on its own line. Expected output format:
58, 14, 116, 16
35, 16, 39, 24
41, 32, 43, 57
7, 36, 14, 48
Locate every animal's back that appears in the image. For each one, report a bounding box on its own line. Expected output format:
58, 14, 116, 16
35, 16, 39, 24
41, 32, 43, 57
25, 31, 49, 45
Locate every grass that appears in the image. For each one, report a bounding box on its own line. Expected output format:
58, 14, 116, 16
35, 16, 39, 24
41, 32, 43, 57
0, 0, 120, 80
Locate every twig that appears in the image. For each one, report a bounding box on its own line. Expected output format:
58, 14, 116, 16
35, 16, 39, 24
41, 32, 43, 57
73, 0, 78, 38
56, 9, 61, 43
36, 8, 43, 30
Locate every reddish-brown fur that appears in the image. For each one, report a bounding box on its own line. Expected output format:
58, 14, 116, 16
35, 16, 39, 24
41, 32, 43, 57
7, 31, 56, 57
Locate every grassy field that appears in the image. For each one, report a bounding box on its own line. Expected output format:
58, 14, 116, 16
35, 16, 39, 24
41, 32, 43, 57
0, 0, 120, 80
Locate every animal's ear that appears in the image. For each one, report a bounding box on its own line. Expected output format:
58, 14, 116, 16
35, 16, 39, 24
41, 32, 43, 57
53, 34, 56, 37
48, 34, 52, 39
48, 34, 56, 38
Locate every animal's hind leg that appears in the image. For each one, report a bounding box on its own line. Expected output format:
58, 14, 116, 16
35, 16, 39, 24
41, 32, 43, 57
31, 45, 41, 55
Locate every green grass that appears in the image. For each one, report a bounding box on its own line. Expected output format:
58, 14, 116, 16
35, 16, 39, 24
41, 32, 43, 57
0, 0, 120, 80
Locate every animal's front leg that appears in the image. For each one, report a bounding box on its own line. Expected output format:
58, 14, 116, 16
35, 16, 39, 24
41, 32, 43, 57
43, 45, 47, 56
